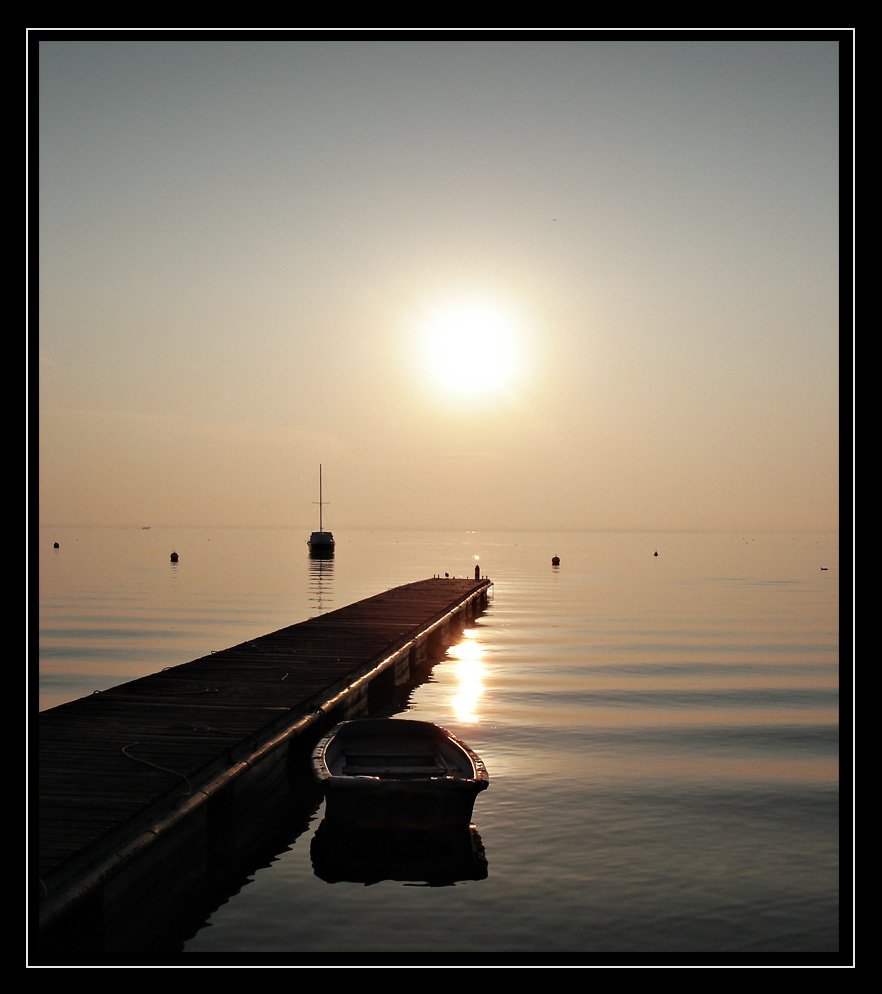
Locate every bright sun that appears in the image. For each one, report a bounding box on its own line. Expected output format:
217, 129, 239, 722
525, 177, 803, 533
420, 300, 522, 398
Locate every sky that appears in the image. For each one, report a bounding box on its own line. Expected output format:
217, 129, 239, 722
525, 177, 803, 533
34, 34, 845, 533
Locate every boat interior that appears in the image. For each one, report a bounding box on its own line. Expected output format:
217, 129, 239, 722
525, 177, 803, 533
338, 748, 463, 778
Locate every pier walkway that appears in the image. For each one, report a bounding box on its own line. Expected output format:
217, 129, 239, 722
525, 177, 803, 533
35, 576, 492, 951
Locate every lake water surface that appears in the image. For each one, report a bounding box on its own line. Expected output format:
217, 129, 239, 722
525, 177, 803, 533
35, 527, 844, 962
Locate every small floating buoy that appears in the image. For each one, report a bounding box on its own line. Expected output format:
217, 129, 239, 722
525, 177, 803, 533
654, 550, 658, 557
551, 556, 560, 566
53, 542, 59, 549
170, 551, 179, 563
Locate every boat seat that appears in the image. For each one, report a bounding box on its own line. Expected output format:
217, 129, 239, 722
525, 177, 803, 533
343, 753, 437, 767
340, 764, 445, 776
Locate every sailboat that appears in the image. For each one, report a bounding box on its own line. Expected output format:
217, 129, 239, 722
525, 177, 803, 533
307, 464, 335, 556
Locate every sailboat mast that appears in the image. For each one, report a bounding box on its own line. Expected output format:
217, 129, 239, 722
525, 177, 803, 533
307, 463, 334, 554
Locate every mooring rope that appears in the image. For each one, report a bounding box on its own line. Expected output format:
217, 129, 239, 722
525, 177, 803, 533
121, 742, 192, 796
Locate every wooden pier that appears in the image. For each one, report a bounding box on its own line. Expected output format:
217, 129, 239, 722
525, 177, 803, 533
35, 576, 492, 953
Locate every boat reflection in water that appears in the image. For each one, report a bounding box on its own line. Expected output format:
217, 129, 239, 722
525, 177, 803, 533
311, 818, 488, 887
308, 554, 334, 615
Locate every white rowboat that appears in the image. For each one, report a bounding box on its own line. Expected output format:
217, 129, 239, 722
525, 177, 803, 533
311, 718, 489, 829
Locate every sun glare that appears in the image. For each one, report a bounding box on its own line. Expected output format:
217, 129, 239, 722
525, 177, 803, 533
420, 300, 522, 398
447, 629, 486, 723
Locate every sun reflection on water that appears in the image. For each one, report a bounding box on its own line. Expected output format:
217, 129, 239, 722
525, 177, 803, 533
447, 629, 486, 723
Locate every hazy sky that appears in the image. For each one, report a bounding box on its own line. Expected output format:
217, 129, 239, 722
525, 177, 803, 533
35, 35, 843, 533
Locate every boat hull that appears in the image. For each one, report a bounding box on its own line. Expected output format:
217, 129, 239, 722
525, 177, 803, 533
307, 531, 335, 556
311, 719, 489, 829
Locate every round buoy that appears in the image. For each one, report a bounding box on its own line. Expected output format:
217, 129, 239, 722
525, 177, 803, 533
552, 556, 560, 566
170, 551, 179, 563
53, 542, 59, 549
653, 550, 658, 557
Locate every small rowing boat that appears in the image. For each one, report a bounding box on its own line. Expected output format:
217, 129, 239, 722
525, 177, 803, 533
311, 718, 489, 829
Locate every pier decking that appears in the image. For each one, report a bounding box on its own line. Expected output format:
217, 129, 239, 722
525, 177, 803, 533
35, 576, 492, 952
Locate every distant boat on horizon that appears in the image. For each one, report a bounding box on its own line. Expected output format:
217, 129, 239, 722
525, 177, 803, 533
307, 464, 335, 557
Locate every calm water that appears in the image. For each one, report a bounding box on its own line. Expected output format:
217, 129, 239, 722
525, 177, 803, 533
35, 527, 843, 961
